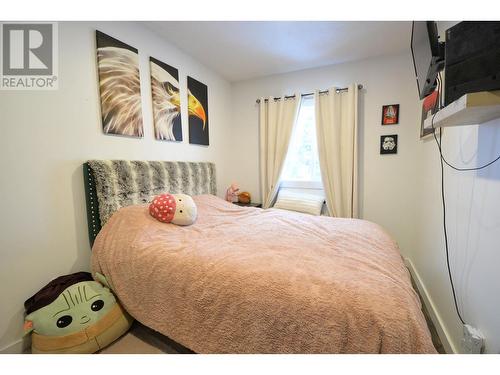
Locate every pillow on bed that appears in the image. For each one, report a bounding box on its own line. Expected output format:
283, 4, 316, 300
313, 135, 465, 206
273, 189, 324, 216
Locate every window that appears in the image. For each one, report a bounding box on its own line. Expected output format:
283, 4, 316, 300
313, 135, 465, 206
280, 96, 322, 189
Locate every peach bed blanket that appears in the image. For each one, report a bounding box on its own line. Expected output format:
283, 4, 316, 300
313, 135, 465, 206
91, 194, 435, 353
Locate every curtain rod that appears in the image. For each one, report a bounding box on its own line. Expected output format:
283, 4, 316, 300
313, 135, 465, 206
255, 84, 363, 104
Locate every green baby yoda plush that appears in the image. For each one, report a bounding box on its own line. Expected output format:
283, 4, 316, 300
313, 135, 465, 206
24, 272, 133, 354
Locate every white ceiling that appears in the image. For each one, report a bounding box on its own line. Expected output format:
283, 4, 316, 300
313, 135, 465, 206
143, 21, 412, 82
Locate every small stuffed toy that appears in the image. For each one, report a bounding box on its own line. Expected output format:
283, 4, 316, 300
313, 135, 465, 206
238, 191, 251, 204
225, 182, 240, 203
149, 193, 197, 225
24, 272, 133, 354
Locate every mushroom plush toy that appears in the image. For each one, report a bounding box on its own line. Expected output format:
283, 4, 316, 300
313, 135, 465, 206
149, 193, 198, 226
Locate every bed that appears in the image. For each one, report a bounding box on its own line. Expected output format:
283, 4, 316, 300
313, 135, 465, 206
84, 160, 436, 354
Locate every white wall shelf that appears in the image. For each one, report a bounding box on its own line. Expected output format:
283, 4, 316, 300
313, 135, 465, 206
424, 90, 500, 130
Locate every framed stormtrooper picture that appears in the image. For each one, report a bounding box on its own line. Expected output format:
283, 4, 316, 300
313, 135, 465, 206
380, 134, 398, 154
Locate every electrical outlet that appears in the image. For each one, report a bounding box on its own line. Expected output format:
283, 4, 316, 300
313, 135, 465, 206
461, 324, 484, 354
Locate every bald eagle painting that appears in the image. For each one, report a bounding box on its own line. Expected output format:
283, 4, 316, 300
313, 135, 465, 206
96, 31, 144, 137
187, 76, 209, 146
149, 57, 183, 141
150, 58, 208, 141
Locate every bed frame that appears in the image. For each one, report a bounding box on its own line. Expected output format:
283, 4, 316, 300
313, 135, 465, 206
83, 162, 102, 247
83, 160, 217, 247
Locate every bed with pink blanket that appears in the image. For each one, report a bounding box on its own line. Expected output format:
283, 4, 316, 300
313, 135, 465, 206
90, 192, 435, 353
84, 160, 435, 353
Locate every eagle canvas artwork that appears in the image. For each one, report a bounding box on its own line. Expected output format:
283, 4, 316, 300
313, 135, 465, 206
149, 57, 183, 141
96, 31, 144, 137
187, 76, 209, 146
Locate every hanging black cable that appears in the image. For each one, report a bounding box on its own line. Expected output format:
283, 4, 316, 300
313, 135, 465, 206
432, 73, 500, 172
430, 72, 500, 325
430, 75, 466, 325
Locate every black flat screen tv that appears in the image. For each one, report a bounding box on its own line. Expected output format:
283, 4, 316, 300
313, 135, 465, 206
411, 21, 445, 99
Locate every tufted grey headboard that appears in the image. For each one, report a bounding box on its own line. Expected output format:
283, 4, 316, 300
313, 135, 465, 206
83, 160, 217, 247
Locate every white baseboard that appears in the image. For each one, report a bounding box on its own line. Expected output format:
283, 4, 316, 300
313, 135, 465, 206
404, 257, 458, 354
0, 339, 24, 354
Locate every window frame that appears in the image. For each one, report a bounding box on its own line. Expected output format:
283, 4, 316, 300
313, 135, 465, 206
279, 96, 323, 191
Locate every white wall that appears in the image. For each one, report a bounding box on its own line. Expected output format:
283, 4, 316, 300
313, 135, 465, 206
0, 21, 232, 352
414, 121, 500, 354
412, 22, 500, 353
229, 52, 422, 258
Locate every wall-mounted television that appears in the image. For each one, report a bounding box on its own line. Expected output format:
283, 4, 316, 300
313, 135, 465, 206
410, 21, 445, 99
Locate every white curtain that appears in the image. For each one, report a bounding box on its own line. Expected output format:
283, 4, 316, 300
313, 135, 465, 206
259, 95, 300, 209
315, 84, 359, 218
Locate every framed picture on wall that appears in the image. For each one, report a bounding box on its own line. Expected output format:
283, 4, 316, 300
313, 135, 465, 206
149, 56, 183, 142
380, 134, 398, 154
420, 89, 439, 139
381, 104, 400, 125
187, 76, 209, 146
95, 30, 144, 138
